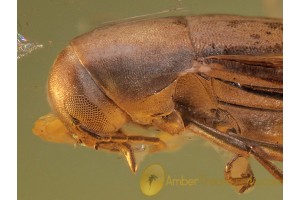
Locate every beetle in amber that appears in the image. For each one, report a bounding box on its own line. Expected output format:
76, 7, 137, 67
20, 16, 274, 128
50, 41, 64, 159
33, 15, 282, 193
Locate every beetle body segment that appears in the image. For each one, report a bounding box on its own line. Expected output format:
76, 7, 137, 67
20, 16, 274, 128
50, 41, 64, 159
69, 17, 195, 128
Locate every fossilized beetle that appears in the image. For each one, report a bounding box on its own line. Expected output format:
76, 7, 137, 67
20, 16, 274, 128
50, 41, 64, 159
33, 15, 283, 193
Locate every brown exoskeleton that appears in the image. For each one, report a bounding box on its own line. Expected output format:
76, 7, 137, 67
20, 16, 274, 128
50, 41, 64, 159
33, 15, 282, 193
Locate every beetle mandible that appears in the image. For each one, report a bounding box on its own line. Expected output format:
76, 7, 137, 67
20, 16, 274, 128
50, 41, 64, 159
33, 15, 282, 193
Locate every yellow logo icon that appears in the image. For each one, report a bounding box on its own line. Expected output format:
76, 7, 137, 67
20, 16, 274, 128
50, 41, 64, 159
140, 164, 165, 196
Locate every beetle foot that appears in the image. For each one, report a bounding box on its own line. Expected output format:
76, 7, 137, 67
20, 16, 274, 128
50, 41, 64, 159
225, 154, 256, 193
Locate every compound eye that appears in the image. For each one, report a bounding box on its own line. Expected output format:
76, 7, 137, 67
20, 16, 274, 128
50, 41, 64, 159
64, 95, 116, 134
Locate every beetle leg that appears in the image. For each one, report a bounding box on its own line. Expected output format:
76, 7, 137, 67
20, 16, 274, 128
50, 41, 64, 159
81, 124, 168, 172
250, 146, 283, 183
224, 154, 255, 193
94, 141, 137, 172
186, 120, 251, 157
96, 134, 167, 153
186, 117, 283, 183
94, 138, 167, 173
227, 132, 283, 161
96, 134, 168, 153
117, 143, 137, 173
122, 135, 167, 153
79, 125, 166, 151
